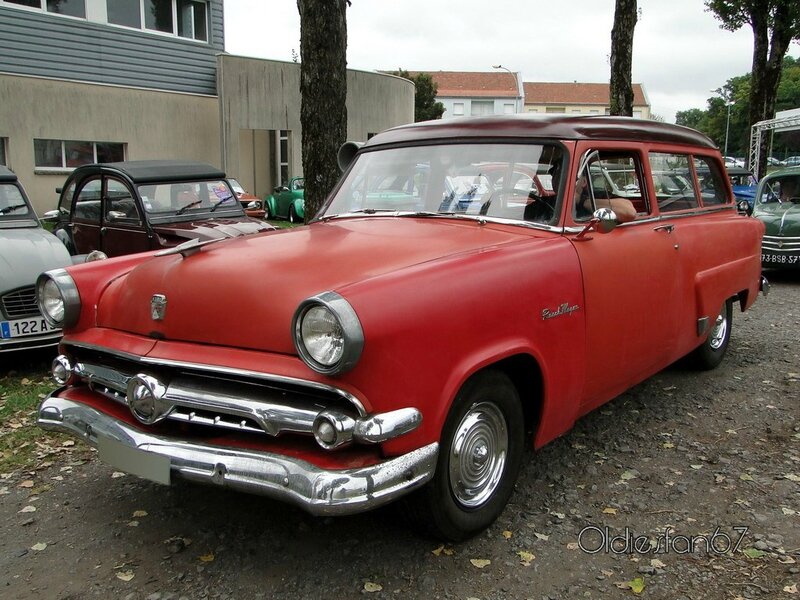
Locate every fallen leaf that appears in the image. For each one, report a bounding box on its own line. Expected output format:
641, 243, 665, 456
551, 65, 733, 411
650, 559, 666, 568
784, 584, 798, 594
662, 442, 675, 449
364, 582, 382, 593
21, 378, 31, 385
785, 474, 800, 482
432, 544, 444, 556
19, 480, 34, 488
603, 507, 618, 515
620, 470, 638, 481
199, 552, 215, 562
502, 530, 512, 539
470, 559, 491, 569
690, 464, 703, 470
742, 548, 766, 559
132, 510, 148, 518
779, 556, 797, 564
566, 542, 579, 550
534, 532, 549, 541
31, 542, 47, 551
739, 473, 754, 481
127, 521, 139, 527
0, 486, 8, 495
601, 569, 614, 577
18, 505, 36, 513
116, 571, 134, 582
628, 578, 646, 594
550, 511, 565, 519
517, 550, 535, 565
61, 440, 75, 447
783, 507, 797, 516
111, 472, 126, 479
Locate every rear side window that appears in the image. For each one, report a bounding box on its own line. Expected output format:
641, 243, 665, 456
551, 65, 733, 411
648, 153, 698, 212
693, 157, 728, 205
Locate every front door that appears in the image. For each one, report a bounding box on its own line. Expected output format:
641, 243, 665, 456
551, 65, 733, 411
568, 146, 683, 412
101, 178, 150, 256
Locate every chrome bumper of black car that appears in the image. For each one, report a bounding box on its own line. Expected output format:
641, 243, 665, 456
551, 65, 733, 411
37, 394, 438, 515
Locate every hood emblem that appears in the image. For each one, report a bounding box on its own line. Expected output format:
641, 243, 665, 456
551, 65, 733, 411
151, 294, 167, 321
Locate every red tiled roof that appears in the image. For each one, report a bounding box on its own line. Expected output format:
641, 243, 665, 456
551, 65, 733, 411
413, 71, 519, 98
523, 82, 648, 106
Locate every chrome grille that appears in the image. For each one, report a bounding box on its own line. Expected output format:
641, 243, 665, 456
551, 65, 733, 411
1, 286, 39, 319
762, 235, 800, 252
66, 344, 361, 439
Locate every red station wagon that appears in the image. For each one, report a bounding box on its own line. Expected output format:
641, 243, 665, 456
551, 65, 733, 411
36, 116, 767, 540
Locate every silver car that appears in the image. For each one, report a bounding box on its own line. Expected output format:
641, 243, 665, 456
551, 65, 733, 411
0, 166, 73, 352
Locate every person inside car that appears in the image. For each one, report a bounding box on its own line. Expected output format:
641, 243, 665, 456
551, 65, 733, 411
779, 178, 799, 203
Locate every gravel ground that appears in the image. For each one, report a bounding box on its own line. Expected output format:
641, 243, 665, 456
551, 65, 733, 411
0, 272, 798, 600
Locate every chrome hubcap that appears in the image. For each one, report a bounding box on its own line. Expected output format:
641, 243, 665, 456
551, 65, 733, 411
709, 307, 728, 350
448, 401, 508, 508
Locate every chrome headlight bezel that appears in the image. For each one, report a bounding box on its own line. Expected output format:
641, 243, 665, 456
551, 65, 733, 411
292, 292, 364, 376
36, 269, 80, 329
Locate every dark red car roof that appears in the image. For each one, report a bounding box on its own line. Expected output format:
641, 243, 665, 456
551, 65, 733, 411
365, 115, 717, 151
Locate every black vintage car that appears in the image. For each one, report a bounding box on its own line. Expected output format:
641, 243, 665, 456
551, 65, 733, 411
45, 161, 273, 257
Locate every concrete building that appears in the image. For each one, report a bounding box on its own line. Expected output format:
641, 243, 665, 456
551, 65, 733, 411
523, 82, 650, 119
0, 1, 413, 214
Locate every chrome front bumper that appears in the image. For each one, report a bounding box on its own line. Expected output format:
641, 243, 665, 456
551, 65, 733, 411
37, 395, 438, 515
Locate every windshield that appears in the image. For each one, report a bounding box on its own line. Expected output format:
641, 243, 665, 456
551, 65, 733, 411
138, 180, 243, 218
0, 183, 34, 221
754, 174, 800, 215
322, 143, 564, 225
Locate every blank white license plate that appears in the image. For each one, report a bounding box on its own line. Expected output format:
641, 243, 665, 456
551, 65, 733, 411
98, 437, 171, 485
0, 316, 56, 339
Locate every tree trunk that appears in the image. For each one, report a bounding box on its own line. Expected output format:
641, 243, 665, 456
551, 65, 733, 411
297, 0, 348, 222
609, 0, 637, 117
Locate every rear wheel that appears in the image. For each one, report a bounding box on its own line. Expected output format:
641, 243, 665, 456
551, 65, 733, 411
685, 298, 733, 370
405, 370, 524, 541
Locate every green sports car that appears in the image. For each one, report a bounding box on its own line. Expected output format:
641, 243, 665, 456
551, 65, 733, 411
751, 167, 800, 269
266, 177, 305, 223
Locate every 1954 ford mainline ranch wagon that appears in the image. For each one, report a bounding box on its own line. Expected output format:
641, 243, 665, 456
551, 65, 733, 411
37, 116, 767, 540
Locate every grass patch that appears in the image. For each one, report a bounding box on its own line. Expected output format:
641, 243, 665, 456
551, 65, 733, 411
0, 367, 78, 473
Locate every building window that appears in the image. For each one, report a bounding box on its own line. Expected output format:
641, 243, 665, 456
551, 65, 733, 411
34, 139, 125, 170
276, 130, 290, 185
4, 0, 86, 18
453, 102, 465, 116
0, 138, 7, 166
471, 101, 493, 116
105, 0, 208, 40
545, 107, 566, 114
503, 103, 514, 115
589, 109, 600, 114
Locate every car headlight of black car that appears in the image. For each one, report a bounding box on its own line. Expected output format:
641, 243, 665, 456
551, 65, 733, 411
292, 292, 363, 375
37, 269, 80, 329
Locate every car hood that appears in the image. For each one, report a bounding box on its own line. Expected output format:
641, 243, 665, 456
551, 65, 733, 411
0, 228, 73, 292
96, 218, 543, 353
756, 202, 800, 236
150, 217, 272, 243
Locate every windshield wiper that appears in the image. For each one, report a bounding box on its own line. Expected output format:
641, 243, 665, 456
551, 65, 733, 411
175, 200, 202, 216
0, 203, 28, 215
210, 194, 235, 212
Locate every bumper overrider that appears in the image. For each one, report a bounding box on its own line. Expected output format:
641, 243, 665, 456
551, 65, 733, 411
38, 394, 439, 515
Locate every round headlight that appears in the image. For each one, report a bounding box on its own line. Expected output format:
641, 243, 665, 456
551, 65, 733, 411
293, 292, 364, 375
36, 269, 80, 329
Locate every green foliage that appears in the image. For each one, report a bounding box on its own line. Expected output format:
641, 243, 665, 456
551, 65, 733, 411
675, 56, 800, 157
392, 69, 445, 122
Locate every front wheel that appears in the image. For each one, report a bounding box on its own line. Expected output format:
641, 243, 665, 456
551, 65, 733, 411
288, 205, 298, 224
405, 370, 524, 541
685, 298, 733, 370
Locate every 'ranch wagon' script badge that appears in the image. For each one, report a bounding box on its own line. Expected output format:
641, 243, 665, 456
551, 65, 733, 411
151, 294, 167, 321
541, 302, 580, 320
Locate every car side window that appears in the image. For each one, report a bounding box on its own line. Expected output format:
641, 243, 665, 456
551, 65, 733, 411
58, 180, 77, 218
573, 152, 648, 221
73, 178, 102, 223
692, 157, 727, 206
648, 153, 699, 212
105, 178, 141, 224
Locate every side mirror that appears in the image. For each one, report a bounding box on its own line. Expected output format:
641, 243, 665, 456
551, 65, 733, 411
40, 209, 59, 223
736, 200, 752, 215
592, 207, 618, 234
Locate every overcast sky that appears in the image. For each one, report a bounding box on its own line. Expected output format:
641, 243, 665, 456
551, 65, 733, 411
223, 0, 799, 124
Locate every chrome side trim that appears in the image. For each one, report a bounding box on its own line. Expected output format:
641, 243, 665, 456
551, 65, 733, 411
62, 340, 367, 416
37, 395, 438, 515
562, 206, 735, 234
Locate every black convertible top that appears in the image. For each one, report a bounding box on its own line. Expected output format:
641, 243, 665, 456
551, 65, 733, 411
0, 165, 18, 183
71, 160, 226, 184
